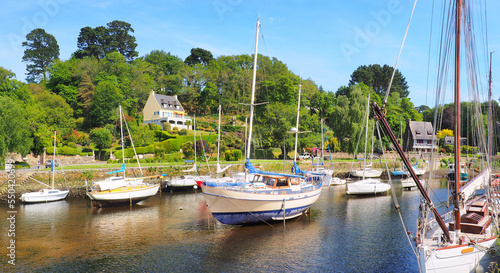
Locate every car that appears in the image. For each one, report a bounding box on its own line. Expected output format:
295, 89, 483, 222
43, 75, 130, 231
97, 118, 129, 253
45, 160, 59, 168
298, 153, 311, 160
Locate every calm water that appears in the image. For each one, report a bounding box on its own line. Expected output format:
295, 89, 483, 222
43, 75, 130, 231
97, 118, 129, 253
0, 180, 451, 272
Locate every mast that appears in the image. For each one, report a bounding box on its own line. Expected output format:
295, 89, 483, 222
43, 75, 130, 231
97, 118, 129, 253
453, 0, 462, 231
372, 102, 451, 242
293, 84, 302, 164
488, 52, 493, 164
52, 130, 56, 189
246, 19, 260, 160
119, 105, 125, 179
362, 93, 370, 179
217, 105, 221, 168
194, 114, 197, 175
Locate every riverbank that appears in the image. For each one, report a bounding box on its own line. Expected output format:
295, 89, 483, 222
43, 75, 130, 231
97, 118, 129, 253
0, 160, 451, 203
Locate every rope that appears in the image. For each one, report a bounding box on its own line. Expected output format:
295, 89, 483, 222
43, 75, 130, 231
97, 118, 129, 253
383, 0, 418, 107
375, 121, 418, 258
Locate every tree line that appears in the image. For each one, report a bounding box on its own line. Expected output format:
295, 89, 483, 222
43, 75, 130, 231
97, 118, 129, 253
1, 20, 497, 163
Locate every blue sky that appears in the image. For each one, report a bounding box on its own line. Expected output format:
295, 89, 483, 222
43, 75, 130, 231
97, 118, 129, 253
1, 0, 499, 108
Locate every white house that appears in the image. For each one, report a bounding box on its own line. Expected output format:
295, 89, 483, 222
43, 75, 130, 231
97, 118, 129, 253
142, 91, 191, 130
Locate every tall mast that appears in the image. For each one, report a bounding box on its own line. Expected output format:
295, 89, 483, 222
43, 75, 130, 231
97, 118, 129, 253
119, 105, 125, 179
362, 93, 370, 180
453, 0, 462, 231
293, 84, 302, 163
246, 19, 260, 160
194, 114, 197, 174
52, 130, 56, 189
488, 52, 493, 163
217, 105, 221, 175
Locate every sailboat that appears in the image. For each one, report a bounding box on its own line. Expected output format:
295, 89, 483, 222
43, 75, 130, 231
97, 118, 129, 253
87, 106, 160, 207
21, 131, 69, 203
350, 95, 383, 179
200, 19, 322, 225
166, 115, 210, 190
346, 94, 390, 195
372, 1, 497, 271
290, 84, 328, 185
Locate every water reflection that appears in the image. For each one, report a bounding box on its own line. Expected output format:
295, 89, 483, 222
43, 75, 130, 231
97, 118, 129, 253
0, 181, 448, 272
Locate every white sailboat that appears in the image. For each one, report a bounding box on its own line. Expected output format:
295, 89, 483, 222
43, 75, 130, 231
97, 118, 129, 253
290, 84, 327, 185
166, 115, 210, 190
347, 94, 390, 195
350, 95, 383, 179
372, 1, 497, 271
200, 19, 322, 225
87, 106, 160, 207
21, 131, 69, 203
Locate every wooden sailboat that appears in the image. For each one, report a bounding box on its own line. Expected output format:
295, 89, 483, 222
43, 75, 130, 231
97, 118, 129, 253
87, 106, 160, 207
372, 1, 497, 271
200, 19, 322, 225
21, 131, 69, 203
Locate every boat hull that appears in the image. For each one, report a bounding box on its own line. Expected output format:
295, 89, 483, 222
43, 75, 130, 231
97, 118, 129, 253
87, 184, 160, 207
21, 189, 69, 203
201, 184, 322, 225
346, 179, 390, 195
350, 169, 382, 178
419, 237, 497, 273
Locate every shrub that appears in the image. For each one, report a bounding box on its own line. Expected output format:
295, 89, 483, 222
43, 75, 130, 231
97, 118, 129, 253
179, 129, 187, 135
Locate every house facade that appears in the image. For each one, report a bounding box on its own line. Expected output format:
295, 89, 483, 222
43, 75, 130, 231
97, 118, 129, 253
142, 91, 191, 130
403, 119, 438, 153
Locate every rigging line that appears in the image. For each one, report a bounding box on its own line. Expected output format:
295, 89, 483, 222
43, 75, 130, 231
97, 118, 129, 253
373, 121, 422, 259
425, 0, 436, 107
383, 0, 418, 107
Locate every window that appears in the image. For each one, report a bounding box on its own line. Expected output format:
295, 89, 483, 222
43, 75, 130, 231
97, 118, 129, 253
276, 178, 288, 187
427, 140, 432, 144
416, 130, 421, 135
417, 139, 424, 144
265, 177, 276, 187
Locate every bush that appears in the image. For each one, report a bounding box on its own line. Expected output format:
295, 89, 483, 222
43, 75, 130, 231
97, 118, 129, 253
224, 149, 242, 161
179, 129, 187, 135
163, 152, 183, 162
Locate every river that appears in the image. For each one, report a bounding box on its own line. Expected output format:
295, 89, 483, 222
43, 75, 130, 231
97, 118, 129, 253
1, 179, 453, 272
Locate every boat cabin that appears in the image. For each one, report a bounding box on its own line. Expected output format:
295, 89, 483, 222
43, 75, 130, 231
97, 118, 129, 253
253, 174, 300, 188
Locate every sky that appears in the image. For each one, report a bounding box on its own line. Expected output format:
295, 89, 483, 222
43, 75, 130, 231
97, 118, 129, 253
1, 0, 500, 108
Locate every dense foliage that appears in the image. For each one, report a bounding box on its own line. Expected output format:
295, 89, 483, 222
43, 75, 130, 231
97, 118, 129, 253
5, 21, 471, 164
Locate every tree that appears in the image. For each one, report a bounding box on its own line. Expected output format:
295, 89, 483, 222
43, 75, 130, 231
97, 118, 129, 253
184, 48, 214, 66
74, 26, 107, 60
0, 97, 32, 162
90, 78, 122, 127
74, 21, 138, 61
106, 20, 138, 60
349, 64, 409, 98
89, 127, 113, 159
22, 28, 60, 82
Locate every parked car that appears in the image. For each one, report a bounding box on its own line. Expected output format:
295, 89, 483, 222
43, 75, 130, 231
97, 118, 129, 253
298, 153, 311, 160
45, 160, 59, 168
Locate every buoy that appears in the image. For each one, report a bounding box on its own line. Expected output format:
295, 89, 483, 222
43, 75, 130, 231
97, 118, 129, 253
179, 207, 183, 210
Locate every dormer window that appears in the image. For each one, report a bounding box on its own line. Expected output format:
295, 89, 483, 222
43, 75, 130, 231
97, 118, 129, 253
416, 130, 421, 135
427, 130, 432, 135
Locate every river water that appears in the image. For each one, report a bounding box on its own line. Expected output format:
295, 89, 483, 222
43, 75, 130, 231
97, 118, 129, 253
1, 179, 453, 272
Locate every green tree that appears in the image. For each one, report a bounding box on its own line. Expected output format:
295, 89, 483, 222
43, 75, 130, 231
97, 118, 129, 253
89, 127, 113, 159
184, 48, 214, 66
74, 26, 107, 60
22, 28, 60, 82
0, 97, 32, 162
349, 64, 409, 98
106, 20, 138, 60
90, 78, 122, 127
74, 21, 138, 61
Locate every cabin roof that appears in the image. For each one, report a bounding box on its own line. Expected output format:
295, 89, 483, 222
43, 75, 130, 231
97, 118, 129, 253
407, 120, 435, 140
153, 93, 185, 112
